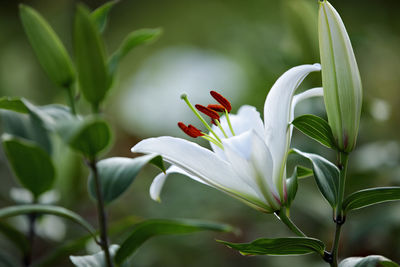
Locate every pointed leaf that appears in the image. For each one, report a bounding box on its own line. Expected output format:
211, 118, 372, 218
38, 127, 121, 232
297, 165, 313, 179
292, 149, 339, 207
286, 167, 298, 207
109, 28, 162, 75
339, 255, 399, 267
218, 237, 325, 256
343, 187, 400, 214
91, 1, 117, 33
0, 221, 29, 254
0, 98, 73, 131
0, 204, 96, 238
292, 114, 336, 149
0, 98, 73, 154
88, 155, 165, 204
74, 4, 110, 109
115, 219, 234, 265
0, 97, 29, 113
19, 4, 75, 88
2, 135, 55, 198
1, 111, 52, 154
57, 117, 111, 158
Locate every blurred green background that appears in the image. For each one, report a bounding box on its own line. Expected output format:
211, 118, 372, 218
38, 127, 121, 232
1, 0, 400, 266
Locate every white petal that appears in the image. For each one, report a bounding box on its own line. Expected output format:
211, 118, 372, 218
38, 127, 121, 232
210, 105, 265, 158
292, 87, 324, 121
222, 130, 280, 210
132, 136, 260, 201
263, 64, 321, 198
290, 87, 324, 136
149, 165, 206, 202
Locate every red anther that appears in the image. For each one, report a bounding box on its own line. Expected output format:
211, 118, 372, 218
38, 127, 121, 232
207, 104, 226, 112
188, 124, 203, 136
195, 104, 220, 120
210, 91, 232, 112
178, 122, 203, 138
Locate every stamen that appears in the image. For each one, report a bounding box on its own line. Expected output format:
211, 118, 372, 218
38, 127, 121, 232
195, 104, 220, 121
181, 94, 222, 142
214, 119, 228, 138
201, 135, 223, 149
210, 91, 232, 112
225, 109, 236, 136
178, 122, 203, 138
207, 104, 226, 112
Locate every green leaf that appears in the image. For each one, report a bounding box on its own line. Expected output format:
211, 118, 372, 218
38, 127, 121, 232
292, 114, 336, 149
70, 244, 127, 267
0, 204, 96, 238
109, 28, 162, 75
0, 97, 29, 113
57, 117, 111, 158
297, 165, 313, 179
2, 135, 55, 198
1, 111, 52, 154
19, 4, 75, 88
91, 1, 117, 33
339, 255, 399, 267
292, 149, 339, 208
0, 98, 74, 154
0, 98, 74, 130
218, 237, 325, 256
115, 219, 234, 265
74, 4, 110, 109
286, 167, 298, 207
88, 154, 165, 204
343, 187, 400, 214
0, 221, 29, 254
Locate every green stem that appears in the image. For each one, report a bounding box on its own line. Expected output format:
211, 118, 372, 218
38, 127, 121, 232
23, 198, 38, 266
336, 152, 349, 220
66, 85, 77, 115
275, 208, 306, 237
89, 159, 113, 267
329, 151, 349, 267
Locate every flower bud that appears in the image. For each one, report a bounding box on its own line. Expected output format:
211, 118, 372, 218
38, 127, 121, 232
318, 0, 362, 152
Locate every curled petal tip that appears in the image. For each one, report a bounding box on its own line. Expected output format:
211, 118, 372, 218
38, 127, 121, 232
313, 63, 322, 69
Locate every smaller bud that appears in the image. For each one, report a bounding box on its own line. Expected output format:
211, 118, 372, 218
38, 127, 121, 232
318, 0, 362, 152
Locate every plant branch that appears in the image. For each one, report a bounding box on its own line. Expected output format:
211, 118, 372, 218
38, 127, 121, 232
66, 84, 77, 115
275, 207, 306, 237
23, 198, 38, 266
329, 151, 349, 267
88, 159, 113, 267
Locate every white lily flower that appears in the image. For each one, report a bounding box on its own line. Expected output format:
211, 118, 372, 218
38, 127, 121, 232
132, 64, 322, 213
